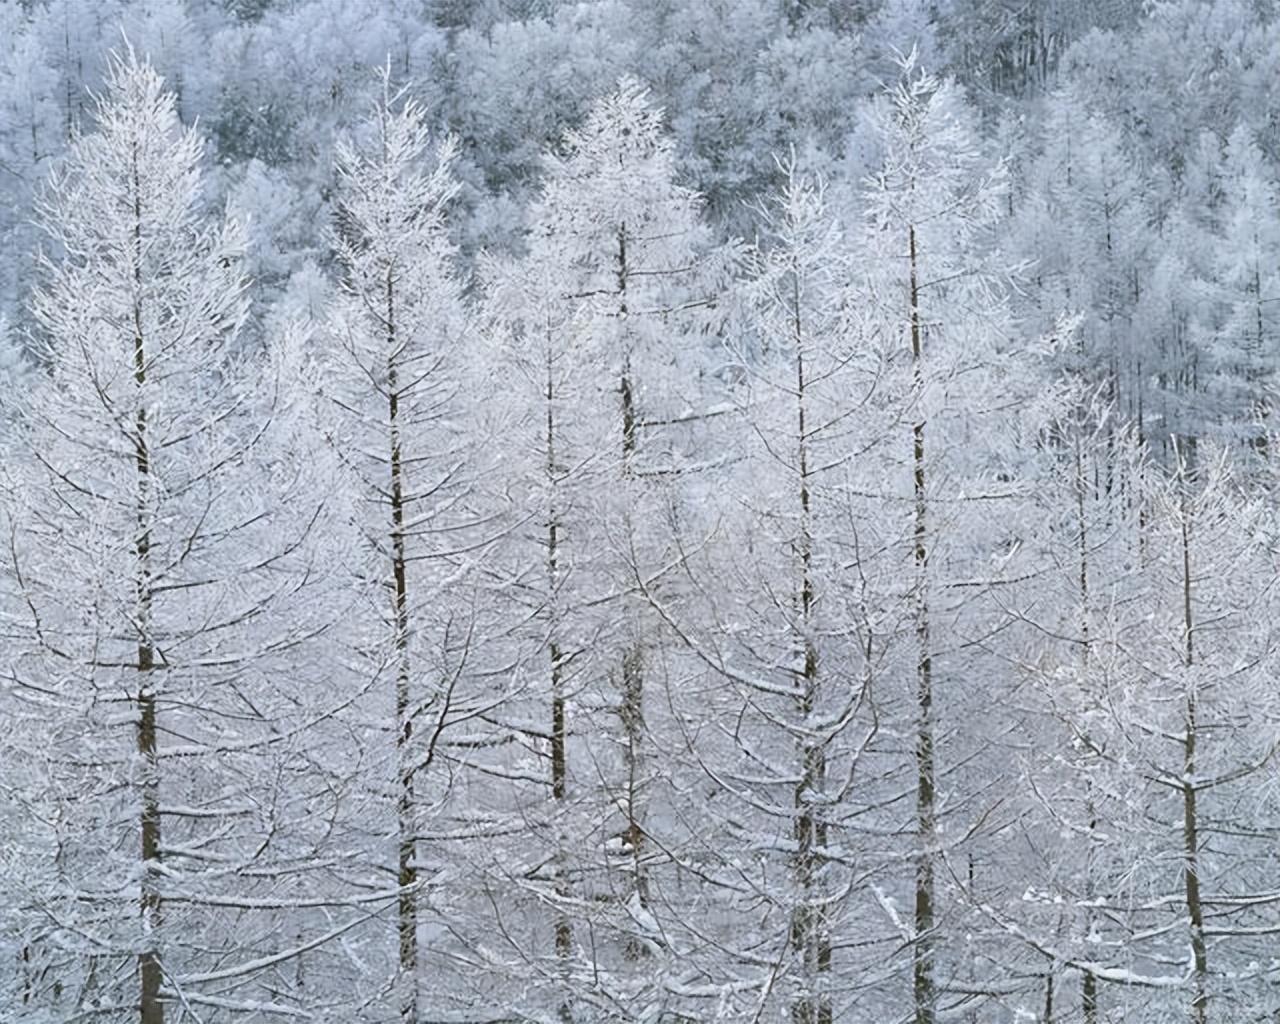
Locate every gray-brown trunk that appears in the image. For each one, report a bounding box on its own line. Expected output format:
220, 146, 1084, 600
387, 272, 419, 1024
789, 271, 830, 1024
1075, 427, 1099, 1024
616, 224, 649, 954
1179, 501, 1209, 1024
132, 140, 163, 1024
909, 223, 936, 1024
547, 349, 572, 1021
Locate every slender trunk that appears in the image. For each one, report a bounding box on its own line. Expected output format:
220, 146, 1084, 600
620, 645, 646, 907
909, 223, 936, 1024
1252, 262, 1268, 453
616, 224, 649, 948
790, 273, 829, 1024
131, 142, 163, 1024
1082, 961, 1098, 1024
547, 347, 572, 1022
387, 272, 419, 1024
62, 22, 73, 140
1179, 500, 1209, 1024
619, 224, 636, 473
1075, 427, 1099, 1024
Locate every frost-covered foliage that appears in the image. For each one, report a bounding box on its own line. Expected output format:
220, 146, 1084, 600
4, 4, 1280, 1024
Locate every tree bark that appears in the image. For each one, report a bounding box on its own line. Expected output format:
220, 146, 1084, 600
1075, 425, 1099, 1024
1179, 499, 1209, 1024
909, 222, 937, 1024
131, 140, 163, 1024
547, 347, 572, 1022
789, 270, 830, 1024
387, 271, 419, 1024
616, 224, 649, 951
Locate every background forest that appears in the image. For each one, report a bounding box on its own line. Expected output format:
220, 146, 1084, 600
4, 1, 1280, 1022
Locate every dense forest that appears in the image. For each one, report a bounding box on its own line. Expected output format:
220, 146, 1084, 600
4, 1, 1280, 1022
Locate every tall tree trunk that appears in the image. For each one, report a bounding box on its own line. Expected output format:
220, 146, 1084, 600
131, 142, 163, 1024
616, 224, 649, 949
1081, 884, 1098, 1023
790, 273, 830, 1024
909, 223, 937, 1024
1251, 262, 1268, 454
1179, 497, 1209, 1024
547, 347, 572, 1022
1074, 426, 1100, 1024
387, 273, 419, 1024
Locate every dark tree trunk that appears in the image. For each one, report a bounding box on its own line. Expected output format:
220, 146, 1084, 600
131, 140, 163, 1024
909, 223, 937, 1024
387, 272, 419, 1024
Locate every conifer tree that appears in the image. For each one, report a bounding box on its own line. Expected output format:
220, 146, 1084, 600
325, 73, 472, 1024
861, 54, 1043, 1023
6, 52, 349, 1022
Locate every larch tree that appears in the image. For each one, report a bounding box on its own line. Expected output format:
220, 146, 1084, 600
6, 5, 1280, 1024
742, 160, 846, 1024
1205, 124, 1280, 450
5, 52, 348, 1022
987, 441, 1280, 1024
655, 157, 898, 1022
0, 7, 61, 317
325, 72, 484, 1024
480, 238, 605, 1020
983, 398, 1149, 1023
1134, 208, 1212, 462
471, 77, 736, 1021
1127, 449, 1280, 1023
529, 74, 728, 966
860, 54, 1051, 1024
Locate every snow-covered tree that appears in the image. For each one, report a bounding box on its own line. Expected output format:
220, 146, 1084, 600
2, 4, 1280, 1021
1010, 86, 1153, 435
324, 73, 500, 1023
0, 7, 62, 317
1204, 125, 1280, 449
4, 52, 346, 1023
470, 76, 737, 1020
653, 158, 898, 1022
860, 54, 1053, 1024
